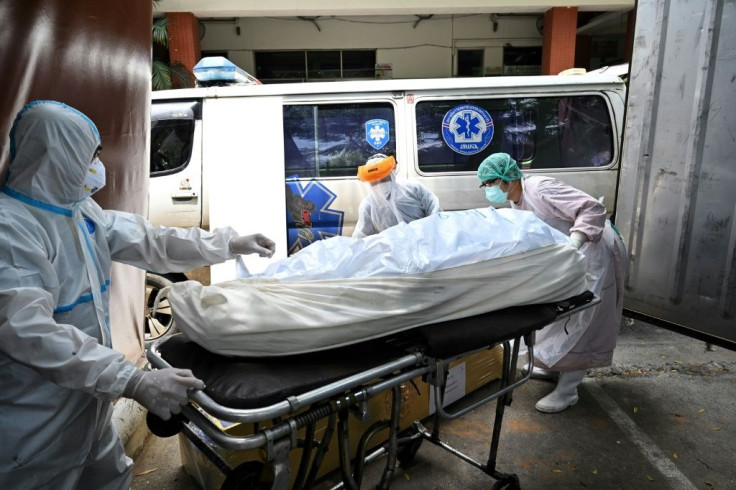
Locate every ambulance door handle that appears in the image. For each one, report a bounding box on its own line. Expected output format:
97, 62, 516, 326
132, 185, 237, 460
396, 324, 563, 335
171, 191, 198, 201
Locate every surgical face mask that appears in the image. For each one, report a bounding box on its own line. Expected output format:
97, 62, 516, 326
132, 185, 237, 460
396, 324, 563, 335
82, 157, 106, 198
485, 184, 508, 204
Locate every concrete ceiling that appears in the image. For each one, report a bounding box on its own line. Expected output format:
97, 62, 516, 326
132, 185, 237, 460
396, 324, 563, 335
154, 0, 634, 17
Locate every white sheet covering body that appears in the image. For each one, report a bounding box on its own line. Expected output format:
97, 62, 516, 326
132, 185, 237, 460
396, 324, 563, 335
167, 208, 588, 356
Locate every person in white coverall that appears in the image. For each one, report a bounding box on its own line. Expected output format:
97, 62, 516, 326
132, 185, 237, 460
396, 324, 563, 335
0, 100, 275, 489
352, 153, 441, 237
477, 152, 627, 413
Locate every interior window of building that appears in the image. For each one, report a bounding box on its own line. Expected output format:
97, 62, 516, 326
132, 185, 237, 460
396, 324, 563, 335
201, 50, 229, 59
307, 51, 341, 79
256, 50, 376, 83
457, 49, 484, 77
503, 46, 542, 75
342, 51, 377, 78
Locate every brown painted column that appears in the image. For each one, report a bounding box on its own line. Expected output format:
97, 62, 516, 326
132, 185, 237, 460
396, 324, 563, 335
0, 0, 152, 365
166, 11, 201, 76
541, 7, 579, 75
624, 10, 635, 63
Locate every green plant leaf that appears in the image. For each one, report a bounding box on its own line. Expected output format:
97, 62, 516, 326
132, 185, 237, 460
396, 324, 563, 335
152, 60, 172, 91
152, 17, 169, 48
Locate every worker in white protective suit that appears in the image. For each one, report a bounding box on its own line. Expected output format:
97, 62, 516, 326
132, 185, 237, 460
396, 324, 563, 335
0, 100, 275, 489
477, 152, 627, 413
352, 153, 441, 237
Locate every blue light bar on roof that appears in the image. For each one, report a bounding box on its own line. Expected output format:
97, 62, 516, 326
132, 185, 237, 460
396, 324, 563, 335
193, 57, 261, 85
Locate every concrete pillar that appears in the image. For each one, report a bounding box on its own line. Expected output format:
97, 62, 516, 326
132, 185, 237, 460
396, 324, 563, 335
541, 7, 578, 75
165, 12, 201, 75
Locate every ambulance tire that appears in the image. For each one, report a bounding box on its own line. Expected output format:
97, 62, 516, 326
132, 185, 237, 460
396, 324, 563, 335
144, 273, 178, 346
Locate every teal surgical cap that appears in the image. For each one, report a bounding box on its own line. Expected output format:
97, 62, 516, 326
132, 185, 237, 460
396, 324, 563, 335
477, 153, 523, 183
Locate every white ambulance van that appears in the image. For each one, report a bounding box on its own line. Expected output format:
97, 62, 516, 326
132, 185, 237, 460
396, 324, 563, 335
147, 70, 624, 285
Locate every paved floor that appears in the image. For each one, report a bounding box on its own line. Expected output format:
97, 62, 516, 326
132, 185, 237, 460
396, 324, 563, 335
131, 318, 736, 489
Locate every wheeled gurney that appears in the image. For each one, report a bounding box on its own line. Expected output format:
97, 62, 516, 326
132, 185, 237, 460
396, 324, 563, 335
146, 291, 598, 490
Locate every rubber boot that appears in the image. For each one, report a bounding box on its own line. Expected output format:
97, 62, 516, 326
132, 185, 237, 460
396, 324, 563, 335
521, 366, 559, 381
535, 370, 586, 413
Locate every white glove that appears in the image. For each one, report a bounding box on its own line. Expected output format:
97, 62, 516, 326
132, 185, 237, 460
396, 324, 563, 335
570, 231, 588, 249
123, 368, 204, 421
229, 233, 276, 258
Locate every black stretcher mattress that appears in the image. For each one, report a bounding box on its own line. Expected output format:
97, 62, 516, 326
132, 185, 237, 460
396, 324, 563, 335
157, 292, 592, 409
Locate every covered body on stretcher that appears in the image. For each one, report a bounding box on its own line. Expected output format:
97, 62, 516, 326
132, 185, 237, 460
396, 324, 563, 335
146, 208, 599, 489
148, 292, 598, 489
162, 207, 588, 357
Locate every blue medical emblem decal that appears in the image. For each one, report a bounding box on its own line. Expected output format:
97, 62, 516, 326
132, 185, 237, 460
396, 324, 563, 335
441, 105, 494, 155
285, 179, 344, 255
365, 119, 390, 150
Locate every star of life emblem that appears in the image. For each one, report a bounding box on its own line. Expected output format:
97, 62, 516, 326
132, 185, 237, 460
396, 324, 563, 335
365, 119, 390, 150
441, 105, 494, 155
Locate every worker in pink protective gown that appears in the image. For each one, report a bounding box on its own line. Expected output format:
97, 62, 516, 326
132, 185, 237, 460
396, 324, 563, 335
477, 153, 628, 413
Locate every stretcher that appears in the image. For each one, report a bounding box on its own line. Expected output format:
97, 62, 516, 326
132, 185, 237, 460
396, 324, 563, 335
146, 291, 598, 490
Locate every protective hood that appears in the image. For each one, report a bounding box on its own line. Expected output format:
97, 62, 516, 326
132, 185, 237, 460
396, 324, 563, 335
6, 100, 101, 206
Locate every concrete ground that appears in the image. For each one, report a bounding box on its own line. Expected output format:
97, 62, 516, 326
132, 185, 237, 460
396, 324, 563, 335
131, 318, 736, 489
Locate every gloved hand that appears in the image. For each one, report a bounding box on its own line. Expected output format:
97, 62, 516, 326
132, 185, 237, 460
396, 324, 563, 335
229, 233, 276, 258
123, 368, 204, 421
570, 231, 588, 249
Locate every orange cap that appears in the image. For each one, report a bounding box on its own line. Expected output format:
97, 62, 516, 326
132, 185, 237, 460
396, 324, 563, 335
357, 155, 396, 182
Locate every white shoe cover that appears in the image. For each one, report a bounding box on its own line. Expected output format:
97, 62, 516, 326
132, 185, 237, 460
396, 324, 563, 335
535, 370, 586, 413
521, 366, 559, 380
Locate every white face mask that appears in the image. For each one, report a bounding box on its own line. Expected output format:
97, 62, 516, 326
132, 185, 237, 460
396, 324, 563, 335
82, 157, 106, 198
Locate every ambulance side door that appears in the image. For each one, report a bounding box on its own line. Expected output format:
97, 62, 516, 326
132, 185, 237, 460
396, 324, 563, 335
148, 100, 203, 228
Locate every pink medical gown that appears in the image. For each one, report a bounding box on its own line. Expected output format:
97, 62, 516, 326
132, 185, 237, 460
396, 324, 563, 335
512, 176, 628, 371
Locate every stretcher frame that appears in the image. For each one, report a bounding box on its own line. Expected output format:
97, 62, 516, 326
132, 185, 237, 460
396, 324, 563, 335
146, 292, 598, 490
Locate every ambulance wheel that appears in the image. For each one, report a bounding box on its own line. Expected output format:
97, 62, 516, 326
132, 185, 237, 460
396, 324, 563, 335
146, 411, 182, 438
221, 462, 269, 490
144, 273, 177, 346
397, 431, 423, 465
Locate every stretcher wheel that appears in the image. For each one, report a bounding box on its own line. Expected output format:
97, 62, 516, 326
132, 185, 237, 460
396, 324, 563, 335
397, 431, 423, 465
221, 462, 269, 490
491, 474, 520, 490
146, 411, 182, 438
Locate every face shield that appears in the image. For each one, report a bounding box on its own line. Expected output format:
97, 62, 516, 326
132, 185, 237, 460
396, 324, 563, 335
370, 173, 395, 201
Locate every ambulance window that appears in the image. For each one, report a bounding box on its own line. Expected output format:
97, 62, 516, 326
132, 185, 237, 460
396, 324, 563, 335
415, 95, 614, 173
283, 102, 396, 178
150, 102, 198, 176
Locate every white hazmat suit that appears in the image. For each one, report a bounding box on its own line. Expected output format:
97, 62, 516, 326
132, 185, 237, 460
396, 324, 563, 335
0, 101, 252, 488
353, 171, 441, 238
